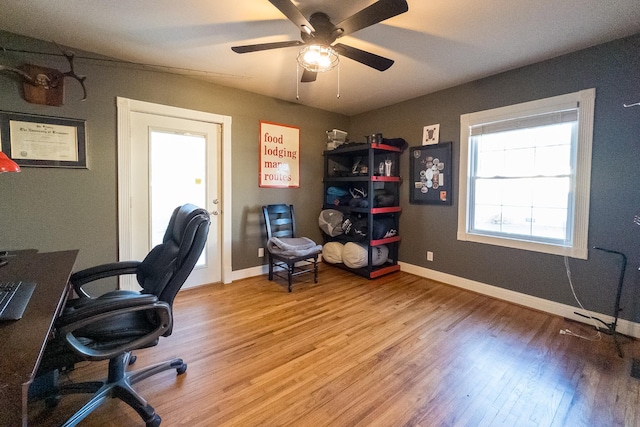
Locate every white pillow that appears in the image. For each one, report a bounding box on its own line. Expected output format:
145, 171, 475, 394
342, 242, 388, 268
322, 242, 344, 264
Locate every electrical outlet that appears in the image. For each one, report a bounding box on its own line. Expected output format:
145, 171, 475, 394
258, 247, 264, 258
426, 251, 434, 261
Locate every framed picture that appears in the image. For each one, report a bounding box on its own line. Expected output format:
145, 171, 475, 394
0, 111, 87, 168
409, 142, 452, 205
259, 120, 299, 188
422, 123, 440, 145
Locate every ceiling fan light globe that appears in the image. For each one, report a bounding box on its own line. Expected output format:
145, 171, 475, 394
318, 53, 332, 68
297, 45, 339, 73
303, 49, 320, 64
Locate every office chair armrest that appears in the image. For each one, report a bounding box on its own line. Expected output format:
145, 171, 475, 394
58, 293, 172, 360
70, 261, 142, 298
59, 291, 158, 325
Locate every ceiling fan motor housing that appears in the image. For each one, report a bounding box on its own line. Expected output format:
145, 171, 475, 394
301, 12, 341, 46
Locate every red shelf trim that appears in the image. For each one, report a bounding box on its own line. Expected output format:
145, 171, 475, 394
370, 236, 401, 246
370, 207, 402, 214
369, 264, 401, 278
371, 176, 401, 182
370, 143, 401, 152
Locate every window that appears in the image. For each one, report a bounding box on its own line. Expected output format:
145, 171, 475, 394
458, 89, 595, 259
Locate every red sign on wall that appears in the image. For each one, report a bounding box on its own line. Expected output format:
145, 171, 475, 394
259, 121, 300, 188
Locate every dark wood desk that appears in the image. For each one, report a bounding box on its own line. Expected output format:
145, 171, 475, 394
0, 250, 78, 427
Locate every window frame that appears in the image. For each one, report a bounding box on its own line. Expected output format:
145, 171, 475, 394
458, 89, 595, 259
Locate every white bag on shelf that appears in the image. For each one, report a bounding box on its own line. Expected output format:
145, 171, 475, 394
322, 242, 344, 264
342, 242, 388, 268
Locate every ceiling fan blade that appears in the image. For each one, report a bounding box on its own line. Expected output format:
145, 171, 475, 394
334, 0, 408, 37
334, 43, 394, 71
268, 0, 315, 33
231, 40, 304, 53
301, 69, 317, 83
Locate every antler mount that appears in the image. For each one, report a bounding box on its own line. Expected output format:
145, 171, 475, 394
0, 45, 87, 106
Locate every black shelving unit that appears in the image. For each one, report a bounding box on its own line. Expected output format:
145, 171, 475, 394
322, 142, 402, 278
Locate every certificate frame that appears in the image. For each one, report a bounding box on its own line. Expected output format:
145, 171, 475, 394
0, 111, 87, 168
409, 141, 452, 205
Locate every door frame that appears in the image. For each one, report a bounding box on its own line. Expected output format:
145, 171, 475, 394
116, 97, 233, 286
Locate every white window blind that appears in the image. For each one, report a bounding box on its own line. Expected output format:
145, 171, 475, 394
469, 109, 578, 136
458, 89, 595, 259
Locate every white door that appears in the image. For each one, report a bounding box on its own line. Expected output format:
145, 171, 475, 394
129, 111, 221, 288
118, 98, 233, 289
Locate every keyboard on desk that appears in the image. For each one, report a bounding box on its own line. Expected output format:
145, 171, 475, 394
0, 281, 36, 320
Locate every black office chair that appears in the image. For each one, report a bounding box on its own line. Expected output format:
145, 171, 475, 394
36, 203, 210, 427
262, 204, 322, 292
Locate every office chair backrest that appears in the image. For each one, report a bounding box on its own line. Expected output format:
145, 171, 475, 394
263, 204, 297, 240
137, 203, 210, 309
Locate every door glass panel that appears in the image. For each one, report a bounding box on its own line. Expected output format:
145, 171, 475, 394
150, 129, 207, 265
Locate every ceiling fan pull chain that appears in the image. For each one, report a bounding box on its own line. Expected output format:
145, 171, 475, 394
337, 62, 340, 99
296, 63, 300, 100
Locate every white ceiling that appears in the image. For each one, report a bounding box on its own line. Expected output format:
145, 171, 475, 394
0, 0, 639, 116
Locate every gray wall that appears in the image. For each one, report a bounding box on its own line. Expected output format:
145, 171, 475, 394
2, 29, 639, 323
0, 31, 348, 273
351, 34, 640, 322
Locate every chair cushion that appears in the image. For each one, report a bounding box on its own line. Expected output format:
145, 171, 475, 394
267, 237, 322, 257
62, 291, 159, 341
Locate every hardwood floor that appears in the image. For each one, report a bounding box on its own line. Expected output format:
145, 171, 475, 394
29, 266, 640, 426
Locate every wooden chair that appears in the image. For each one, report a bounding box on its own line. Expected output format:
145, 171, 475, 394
262, 204, 321, 292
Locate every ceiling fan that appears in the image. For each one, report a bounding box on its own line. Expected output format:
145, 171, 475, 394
231, 0, 409, 82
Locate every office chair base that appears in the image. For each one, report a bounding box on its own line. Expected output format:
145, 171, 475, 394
55, 352, 186, 426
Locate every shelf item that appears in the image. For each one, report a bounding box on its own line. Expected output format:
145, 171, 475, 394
321, 142, 402, 279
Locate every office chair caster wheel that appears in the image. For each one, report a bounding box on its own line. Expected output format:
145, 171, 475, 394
177, 363, 187, 375
146, 414, 161, 427
44, 395, 61, 408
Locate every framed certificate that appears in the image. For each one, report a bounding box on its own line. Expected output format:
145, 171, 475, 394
0, 111, 87, 168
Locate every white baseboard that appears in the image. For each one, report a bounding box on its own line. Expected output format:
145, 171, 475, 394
399, 262, 640, 339
232, 264, 269, 281
231, 254, 324, 282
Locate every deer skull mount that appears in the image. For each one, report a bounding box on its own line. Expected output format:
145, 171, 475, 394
0, 49, 87, 106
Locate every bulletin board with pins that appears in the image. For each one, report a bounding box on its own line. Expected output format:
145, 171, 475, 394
409, 142, 452, 205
